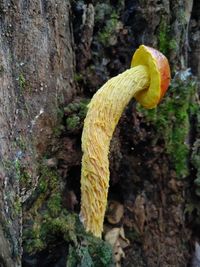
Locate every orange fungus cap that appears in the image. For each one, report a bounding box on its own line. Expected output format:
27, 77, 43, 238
131, 45, 171, 109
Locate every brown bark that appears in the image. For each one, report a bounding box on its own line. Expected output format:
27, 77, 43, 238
0, 1, 75, 266
0, 0, 199, 266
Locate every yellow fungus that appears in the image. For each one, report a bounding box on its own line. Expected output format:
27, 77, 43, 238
80, 45, 171, 237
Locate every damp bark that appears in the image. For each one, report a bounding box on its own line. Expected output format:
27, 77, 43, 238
0, 0, 199, 267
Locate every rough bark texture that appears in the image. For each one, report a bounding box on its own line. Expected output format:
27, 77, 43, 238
0, 0, 199, 266
0, 1, 75, 266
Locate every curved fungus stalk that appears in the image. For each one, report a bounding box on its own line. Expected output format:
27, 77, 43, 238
80, 45, 171, 238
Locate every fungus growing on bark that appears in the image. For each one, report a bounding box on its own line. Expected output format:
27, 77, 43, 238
80, 45, 171, 237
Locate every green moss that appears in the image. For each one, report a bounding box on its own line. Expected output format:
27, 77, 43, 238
67, 230, 113, 267
23, 225, 46, 252
2, 157, 32, 190
158, 21, 169, 55
169, 39, 178, 50
15, 135, 27, 151
0, 64, 4, 74
94, 3, 113, 24
13, 196, 22, 216
23, 165, 63, 253
97, 11, 120, 47
137, 72, 197, 178
64, 99, 90, 132
18, 73, 26, 92
66, 115, 80, 131
14, 159, 21, 178
19, 169, 32, 189
47, 193, 62, 217
23, 164, 113, 266
78, 100, 90, 119
53, 125, 65, 137
158, 20, 177, 56
74, 73, 84, 83
25, 165, 60, 217
38, 176, 48, 193
41, 212, 78, 245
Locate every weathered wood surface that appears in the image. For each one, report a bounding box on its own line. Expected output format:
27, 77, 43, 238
0, 1, 74, 266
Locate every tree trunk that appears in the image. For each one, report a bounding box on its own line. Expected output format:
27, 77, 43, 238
0, 1, 75, 266
0, 0, 199, 266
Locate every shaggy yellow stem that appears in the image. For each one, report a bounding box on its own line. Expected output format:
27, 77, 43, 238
80, 65, 150, 237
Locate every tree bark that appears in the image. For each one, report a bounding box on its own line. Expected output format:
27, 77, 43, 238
0, 1, 75, 266
0, 0, 199, 266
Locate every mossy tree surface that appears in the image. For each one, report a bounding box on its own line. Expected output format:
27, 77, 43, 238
137, 71, 197, 178
0, 0, 199, 266
23, 165, 113, 266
